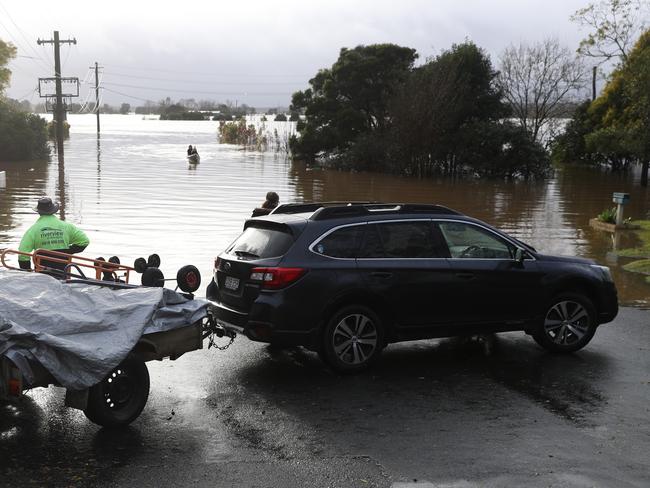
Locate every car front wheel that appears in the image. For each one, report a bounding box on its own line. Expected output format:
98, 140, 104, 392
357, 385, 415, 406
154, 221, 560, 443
321, 305, 384, 373
533, 293, 597, 353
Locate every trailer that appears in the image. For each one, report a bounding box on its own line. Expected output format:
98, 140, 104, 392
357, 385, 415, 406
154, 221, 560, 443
0, 248, 233, 427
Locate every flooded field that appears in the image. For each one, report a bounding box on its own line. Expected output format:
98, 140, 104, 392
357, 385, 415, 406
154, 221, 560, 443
0, 114, 648, 307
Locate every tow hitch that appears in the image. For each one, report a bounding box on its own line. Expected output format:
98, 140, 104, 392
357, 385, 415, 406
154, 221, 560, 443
202, 315, 236, 351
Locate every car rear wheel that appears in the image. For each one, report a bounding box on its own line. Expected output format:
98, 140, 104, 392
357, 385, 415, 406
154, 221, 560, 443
533, 293, 597, 353
321, 305, 384, 373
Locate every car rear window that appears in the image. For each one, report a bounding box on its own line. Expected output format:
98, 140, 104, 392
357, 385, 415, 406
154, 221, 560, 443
227, 226, 294, 260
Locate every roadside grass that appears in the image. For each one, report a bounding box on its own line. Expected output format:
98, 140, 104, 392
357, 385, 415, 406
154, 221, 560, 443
617, 220, 650, 284
616, 220, 650, 258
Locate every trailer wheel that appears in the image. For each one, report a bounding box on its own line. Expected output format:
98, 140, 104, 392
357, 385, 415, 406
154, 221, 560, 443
177, 265, 201, 293
142, 267, 164, 287
84, 355, 150, 428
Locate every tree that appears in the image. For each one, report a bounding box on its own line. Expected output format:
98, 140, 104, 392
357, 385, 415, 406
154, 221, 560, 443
0, 37, 49, 161
558, 29, 650, 185
119, 103, 131, 114
0, 100, 49, 160
498, 38, 586, 144
588, 28, 650, 184
390, 41, 507, 175
290, 44, 417, 162
571, 0, 647, 63
389, 41, 547, 178
0, 38, 17, 95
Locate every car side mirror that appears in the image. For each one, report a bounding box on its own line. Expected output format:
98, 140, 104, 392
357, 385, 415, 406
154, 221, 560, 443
515, 248, 525, 264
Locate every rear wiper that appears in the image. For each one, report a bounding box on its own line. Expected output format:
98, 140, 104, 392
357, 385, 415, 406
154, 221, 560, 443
234, 250, 260, 259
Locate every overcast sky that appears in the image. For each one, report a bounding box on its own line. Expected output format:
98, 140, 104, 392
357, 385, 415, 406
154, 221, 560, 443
1, 0, 591, 108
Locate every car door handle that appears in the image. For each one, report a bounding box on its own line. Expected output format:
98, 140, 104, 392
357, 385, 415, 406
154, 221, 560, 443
370, 272, 393, 279
455, 272, 476, 280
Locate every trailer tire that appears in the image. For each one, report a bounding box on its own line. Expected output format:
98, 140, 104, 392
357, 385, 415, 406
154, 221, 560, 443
142, 267, 164, 287
177, 265, 201, 293
84, 355, 150, 428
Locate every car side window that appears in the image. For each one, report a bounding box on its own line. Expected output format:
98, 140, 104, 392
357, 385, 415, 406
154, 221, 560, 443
313, 225, 364, 258
359, 221, 440, 258
438, 222, 514, 259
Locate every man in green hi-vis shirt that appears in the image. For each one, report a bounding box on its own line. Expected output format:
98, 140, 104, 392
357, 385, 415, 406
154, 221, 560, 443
18, 196, 90, 270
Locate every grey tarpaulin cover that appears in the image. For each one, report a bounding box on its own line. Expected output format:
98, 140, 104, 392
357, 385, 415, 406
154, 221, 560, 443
0, 269, 208, 390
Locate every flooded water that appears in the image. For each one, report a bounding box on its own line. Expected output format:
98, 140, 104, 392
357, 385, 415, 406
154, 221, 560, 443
1, 114, 649, 307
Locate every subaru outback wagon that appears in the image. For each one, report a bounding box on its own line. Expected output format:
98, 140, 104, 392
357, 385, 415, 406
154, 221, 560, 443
207, 203, 618, 372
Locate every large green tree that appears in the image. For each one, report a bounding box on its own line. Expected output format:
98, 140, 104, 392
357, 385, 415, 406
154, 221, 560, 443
588, 29, 650, 185
554, 29, 650, 186
390, 41, 547, 178
290, 44, 417, 163
0, 37, 49, 161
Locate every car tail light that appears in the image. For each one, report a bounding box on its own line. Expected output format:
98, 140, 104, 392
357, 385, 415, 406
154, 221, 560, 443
250, 267, 306, 290
214, 257, 221, 270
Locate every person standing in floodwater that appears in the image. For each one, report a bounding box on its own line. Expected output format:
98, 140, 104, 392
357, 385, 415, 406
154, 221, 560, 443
251, 191, 280, 217
187, 145, 193, 156
18, 196, 90, 270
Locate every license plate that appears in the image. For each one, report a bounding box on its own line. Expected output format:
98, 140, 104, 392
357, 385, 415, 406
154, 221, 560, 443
224, 276, 240, 290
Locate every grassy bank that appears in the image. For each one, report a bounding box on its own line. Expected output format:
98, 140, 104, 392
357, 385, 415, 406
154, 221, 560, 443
616, 220, 650, 258
618, 220, 650, 284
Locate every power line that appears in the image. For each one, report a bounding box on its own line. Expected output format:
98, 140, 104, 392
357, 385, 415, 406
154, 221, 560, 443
101, 86, 155, 103
0, 3, 52, 71
101, 81, 293, 96
14, 86, 38, 100
61, 43, 73, 70
102, 70, 306, 86
103, 62, 311, 79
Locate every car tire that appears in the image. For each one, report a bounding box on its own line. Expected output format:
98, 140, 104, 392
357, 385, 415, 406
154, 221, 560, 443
84, 354, 150, 428
533, 292, 597, 353
321, 305, 384, 373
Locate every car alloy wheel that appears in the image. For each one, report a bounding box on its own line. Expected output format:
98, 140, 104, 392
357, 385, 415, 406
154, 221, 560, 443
332, 313, 378, 365
322, 304, 385, 373
544, 300, 590, 346
533, 293, 597, 353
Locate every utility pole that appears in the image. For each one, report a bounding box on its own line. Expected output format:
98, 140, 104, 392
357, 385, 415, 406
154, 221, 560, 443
91, 61, 102, 134
37, 31, 77, 157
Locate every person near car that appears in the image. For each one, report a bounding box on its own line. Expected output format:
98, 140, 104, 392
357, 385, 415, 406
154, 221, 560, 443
18, 196, 90, 270
251, 191, 280, 217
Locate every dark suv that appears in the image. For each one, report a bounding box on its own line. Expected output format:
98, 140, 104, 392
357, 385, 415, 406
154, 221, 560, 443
207, 203, 618, 372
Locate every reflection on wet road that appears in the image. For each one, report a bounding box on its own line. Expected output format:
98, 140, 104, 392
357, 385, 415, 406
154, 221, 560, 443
1, 307, 648, 487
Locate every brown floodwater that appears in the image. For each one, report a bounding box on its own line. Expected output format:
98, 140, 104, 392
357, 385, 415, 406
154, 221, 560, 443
1, 114, 648, 307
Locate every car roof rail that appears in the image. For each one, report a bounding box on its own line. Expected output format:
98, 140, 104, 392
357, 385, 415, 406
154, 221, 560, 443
397, 204, 461, 215
271, 201, 381, 215
307, 203, 462, 221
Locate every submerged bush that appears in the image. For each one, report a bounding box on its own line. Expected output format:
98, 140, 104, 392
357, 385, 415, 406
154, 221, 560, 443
0, 102, 50, 161
218, 120, 267, 150
47, 120, 70, 140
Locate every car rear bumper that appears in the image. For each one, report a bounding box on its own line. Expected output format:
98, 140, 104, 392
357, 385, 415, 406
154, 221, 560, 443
207, 300, 315, 347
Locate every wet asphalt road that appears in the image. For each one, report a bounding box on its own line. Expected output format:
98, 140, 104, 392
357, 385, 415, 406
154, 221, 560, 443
1, 307, 649, 488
